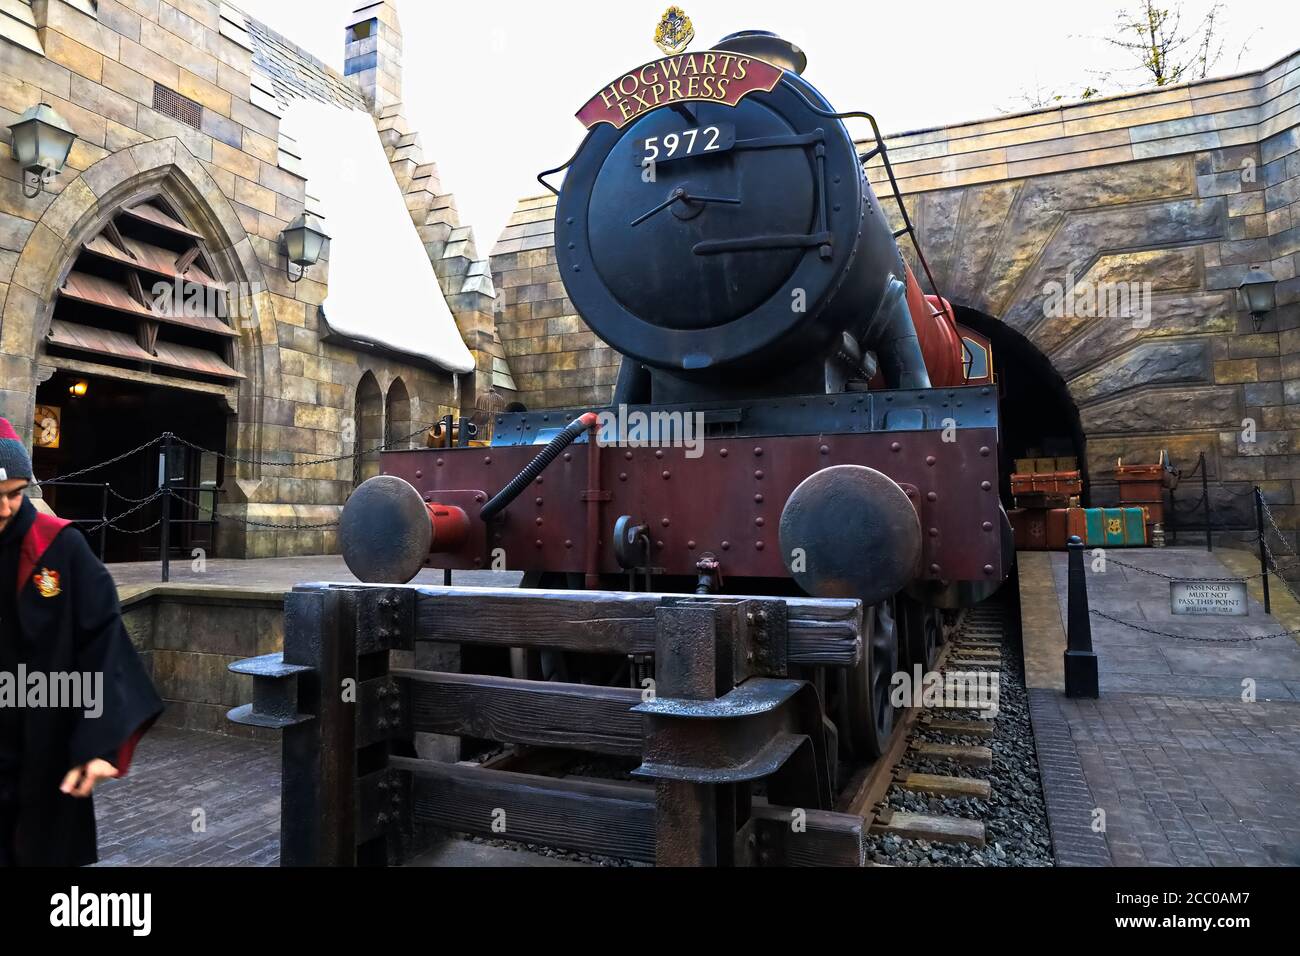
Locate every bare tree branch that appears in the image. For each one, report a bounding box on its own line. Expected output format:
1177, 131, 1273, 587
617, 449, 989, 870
1102, 0, 1231, 88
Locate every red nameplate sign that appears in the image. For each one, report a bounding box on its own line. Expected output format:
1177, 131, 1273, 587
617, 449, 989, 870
577, 50, 784, 130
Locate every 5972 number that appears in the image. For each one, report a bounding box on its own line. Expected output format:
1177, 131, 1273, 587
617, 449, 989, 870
640, 124, 736, 163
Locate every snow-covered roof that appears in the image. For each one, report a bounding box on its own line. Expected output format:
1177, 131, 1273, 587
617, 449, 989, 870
279, 98, 475, 374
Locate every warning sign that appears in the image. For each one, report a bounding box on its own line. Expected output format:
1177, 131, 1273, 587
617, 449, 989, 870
1170, 580, 1249, 617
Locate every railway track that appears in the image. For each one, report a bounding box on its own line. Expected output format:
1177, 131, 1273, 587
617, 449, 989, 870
836, 603, 1001, 856
851, 599, 1053, 866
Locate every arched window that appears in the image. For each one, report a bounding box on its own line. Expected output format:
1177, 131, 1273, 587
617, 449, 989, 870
355, 371, 383, 485
386, 377, 411, 450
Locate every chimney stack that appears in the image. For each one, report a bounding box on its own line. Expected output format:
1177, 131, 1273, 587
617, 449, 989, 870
345, 1, 403, 111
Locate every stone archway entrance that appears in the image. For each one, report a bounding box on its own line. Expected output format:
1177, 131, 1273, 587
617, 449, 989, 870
32, 195, 243, 562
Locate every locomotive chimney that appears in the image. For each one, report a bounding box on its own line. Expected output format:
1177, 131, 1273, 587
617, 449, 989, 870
713, 30, 807, 74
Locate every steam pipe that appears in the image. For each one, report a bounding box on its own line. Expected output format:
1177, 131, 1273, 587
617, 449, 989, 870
860, 276, 931, 389
480, 412, 601, 522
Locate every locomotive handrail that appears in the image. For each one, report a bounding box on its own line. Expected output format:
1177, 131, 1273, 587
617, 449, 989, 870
779, 79, 964, 376
537, 129, 596, 197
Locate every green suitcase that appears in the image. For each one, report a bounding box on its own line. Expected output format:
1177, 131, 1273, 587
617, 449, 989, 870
1083, 507, 1146, 547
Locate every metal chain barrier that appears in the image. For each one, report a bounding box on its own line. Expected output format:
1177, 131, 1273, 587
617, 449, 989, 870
1257, 498, 1300, 606
1090, 608, 1299, 643
1216, 484, 1259, 498
23, 422, 471, 583
1099, 555, 1268, 583
35, 436, 162, 488
1263, 537, 1300, 571
83, 490, 166, 534
109, 487, 159, 505
1262, 500, 1298, 556
171, 420, 442, 468
36, 419, 447, 491
1262, 539, 1300, 605
1179, 492, 1207, 511
108, 518, 163, 536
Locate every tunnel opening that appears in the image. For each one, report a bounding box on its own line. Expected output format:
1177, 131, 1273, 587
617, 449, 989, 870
954, 305, 1090, 507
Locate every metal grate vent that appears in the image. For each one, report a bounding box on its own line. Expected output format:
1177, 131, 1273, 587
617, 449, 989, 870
153, 84, 203, 130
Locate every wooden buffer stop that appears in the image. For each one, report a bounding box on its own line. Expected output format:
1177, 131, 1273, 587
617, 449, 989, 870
227, 584, 871, 866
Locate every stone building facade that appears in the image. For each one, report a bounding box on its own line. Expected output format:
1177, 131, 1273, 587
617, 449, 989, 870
492, 49, 1300, 552
0, 0, 513, 560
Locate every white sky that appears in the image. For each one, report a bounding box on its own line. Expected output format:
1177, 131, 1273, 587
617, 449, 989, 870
235, 0, 1300, 254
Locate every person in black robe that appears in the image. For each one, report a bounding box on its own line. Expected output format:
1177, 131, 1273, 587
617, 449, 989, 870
0, 416, 163, 866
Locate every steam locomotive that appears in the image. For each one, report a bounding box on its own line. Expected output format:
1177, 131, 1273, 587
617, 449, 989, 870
341, 30, 1012, 760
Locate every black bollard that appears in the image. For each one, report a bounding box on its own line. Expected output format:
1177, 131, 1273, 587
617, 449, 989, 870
1256, 486, 1271, 615
1064, 535, 1099, 698
159, 431, 173, 584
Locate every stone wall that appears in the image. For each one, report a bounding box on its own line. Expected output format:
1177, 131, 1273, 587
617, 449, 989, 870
491, 194, 616, 410
120, 586, 283, 740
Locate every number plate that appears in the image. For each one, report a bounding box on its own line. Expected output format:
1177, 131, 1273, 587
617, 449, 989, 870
638, 123, 736, 164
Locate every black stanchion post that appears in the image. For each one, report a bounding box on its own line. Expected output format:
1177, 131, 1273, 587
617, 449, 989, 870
441, 416, 454, 587
1065, 535, 1099, 699
1256, 486, 1271, 615
99, 483, 108, 561
159, 432, 173, 584
1201, 451, 1212, 552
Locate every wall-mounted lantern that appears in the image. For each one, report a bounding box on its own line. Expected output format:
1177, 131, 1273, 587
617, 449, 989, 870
8, 103, 78, 199
1238, 265, 1277, 332
280, 213, 330, 284
68, 380, 88, 398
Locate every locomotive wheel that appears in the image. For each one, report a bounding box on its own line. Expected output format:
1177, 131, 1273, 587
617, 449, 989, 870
921, 606, 942, 669
844, 599, 899, 759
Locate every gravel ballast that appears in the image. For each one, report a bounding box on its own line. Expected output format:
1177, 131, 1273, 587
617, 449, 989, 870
862, 601, 1055, 866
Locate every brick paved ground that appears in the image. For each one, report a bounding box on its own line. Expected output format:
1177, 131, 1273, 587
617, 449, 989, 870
92, 727, 280, 867
1061, 694, 1300, 866
1027, 690, 1113, 866
1022, 547, 1300, 866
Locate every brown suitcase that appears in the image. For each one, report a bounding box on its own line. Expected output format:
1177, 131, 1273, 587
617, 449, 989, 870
1046, 509, 1069, 550
1022, 509, 1049, 551
1066, 507, 1087, 545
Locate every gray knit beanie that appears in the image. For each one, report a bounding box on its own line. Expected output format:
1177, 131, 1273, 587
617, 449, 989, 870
0, 417, 33, 482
